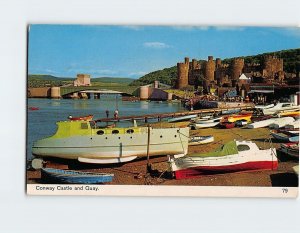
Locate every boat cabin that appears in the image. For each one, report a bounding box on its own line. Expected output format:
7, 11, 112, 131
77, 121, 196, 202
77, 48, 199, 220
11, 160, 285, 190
50, 120, 144, 139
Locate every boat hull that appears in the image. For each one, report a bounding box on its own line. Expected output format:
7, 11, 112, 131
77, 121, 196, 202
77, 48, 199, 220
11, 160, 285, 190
174, 160, 278, 179
41, 168, 114, 184
32, 127, 189, 163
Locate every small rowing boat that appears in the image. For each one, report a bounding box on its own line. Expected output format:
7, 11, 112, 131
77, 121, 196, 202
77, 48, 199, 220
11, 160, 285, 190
41, 168, 114, 184
220, 113, 252, 123
268, 117, 295, 129
188, 136, 214, 145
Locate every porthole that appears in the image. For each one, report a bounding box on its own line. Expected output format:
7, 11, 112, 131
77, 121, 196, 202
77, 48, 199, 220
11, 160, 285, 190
126, 129, 134, 134
174, 135, 177, 138
118, 137, 121, 139
112, 130, 119, 134
97, 130, 104, 135
160, 135, 163, 138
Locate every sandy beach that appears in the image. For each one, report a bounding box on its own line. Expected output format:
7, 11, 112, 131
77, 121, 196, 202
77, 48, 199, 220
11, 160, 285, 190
27, 123, 299, 187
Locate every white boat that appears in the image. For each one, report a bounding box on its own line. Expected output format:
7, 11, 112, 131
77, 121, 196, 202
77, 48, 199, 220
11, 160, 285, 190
284, 119, 300, 129
268, 117, 295, 129
188, 136, 214, 145
169, 140, 278, 179
246, 118, 275, 129
194, 116, 222, 124
255, 104, 274, 110
190, 121, 220, 129
246, 117, 294, 129
32, 120, 190, 164
168, 114, 197, 123
262, 102, 299, 115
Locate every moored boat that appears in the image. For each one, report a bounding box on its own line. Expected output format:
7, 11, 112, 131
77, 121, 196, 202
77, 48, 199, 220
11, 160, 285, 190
188, 136, 214, 145
29, 107, 39, 111
41, 168, 114, 184
277, 110, 300, 118
169, 140, 278, 179
32, 119, 190, 164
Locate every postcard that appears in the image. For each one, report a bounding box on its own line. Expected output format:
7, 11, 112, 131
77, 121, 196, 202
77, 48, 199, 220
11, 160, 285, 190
26, 25, 299, 197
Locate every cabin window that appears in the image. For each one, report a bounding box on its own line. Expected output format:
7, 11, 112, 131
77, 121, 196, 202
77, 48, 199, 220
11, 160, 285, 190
81, 123, 88, 129
112, 130, 119, 134
237, 144, 250, 152
89, 121, 96, 129
126, 129, 134, 134
97, 130, 104, 135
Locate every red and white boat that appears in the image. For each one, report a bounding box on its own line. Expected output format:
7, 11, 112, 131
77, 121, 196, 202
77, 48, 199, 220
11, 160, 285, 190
169, 140, 278, 179
68, 114, 93, 121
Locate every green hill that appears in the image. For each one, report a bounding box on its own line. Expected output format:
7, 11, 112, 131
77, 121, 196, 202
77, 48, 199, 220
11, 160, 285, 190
130, 48, 300, 86
92, 77, 135, 84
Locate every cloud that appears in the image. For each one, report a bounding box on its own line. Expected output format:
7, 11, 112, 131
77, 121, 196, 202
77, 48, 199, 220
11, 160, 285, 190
143, 42, 170, 49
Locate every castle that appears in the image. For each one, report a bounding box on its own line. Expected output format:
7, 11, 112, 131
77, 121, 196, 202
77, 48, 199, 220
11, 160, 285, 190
176, 55, 284, 90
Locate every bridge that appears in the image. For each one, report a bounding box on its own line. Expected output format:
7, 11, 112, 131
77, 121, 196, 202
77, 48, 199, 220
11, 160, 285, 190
60, 86, 137, 97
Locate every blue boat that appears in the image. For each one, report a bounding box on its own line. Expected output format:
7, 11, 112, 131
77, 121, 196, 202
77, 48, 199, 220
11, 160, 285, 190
41, 168, 114, 184
221, 109, 241, 115
289, 136, 299, 142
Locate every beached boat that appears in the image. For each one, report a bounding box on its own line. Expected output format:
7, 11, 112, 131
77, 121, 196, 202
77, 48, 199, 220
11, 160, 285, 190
220, 122, 235, 129
32, 120, 190, 164
268, 117, 295, 129
41, 168, 114, 184
188, 136, 214, 145
247, 117, 294, 129
284, 119, 300, 129
190, 120, 220, 129
169, 140, 278, 179
193, 116, 222, 124
168, 114, 197, 123
278, 143, 299, 158
220, 113, 252, 123
255, 104, 275, 110
261, 102, 299, 115
68, 114, 93, 121
270, 130, 299, 142
277, 111, 300, 118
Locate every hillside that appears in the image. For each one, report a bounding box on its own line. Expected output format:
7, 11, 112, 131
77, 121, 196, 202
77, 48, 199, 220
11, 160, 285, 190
130, 48, 300, 86
28, 74, 137, 88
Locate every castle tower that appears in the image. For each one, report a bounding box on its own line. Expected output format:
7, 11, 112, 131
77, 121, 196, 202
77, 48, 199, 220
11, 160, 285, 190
216, 58, 222, 68
189, 59, 201, 85
263, 55, 284, 80
204, 56, 215, 83
230, 58, 244, 86
176, 57, 189, 89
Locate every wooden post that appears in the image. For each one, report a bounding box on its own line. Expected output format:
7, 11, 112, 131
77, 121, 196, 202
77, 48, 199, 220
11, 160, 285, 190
146, 124, 151, 173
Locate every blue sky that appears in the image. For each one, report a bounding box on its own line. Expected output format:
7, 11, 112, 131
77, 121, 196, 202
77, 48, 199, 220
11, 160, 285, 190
28, 25, 300, 79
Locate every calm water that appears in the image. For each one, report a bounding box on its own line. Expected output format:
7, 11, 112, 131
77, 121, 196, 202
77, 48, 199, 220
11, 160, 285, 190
27, 97, 185, 160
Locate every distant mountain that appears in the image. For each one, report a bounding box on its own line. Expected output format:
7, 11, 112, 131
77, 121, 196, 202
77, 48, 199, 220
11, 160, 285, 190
28, 74, 135, 84
92, 77, 135, 84
28, 74, 72, 81
130, 48, 300, 86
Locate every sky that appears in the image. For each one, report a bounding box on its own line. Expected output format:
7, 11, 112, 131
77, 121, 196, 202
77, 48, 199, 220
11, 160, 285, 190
28, 25, 300, 79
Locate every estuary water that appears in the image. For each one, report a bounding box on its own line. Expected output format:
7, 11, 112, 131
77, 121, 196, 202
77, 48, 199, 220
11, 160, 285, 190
27, 97, 185, 160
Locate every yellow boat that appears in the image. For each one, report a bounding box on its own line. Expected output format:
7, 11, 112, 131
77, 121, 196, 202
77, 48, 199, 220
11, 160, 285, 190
32, 120, 190, 164
277, 111, 300, 118
221, 113, 252, 123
